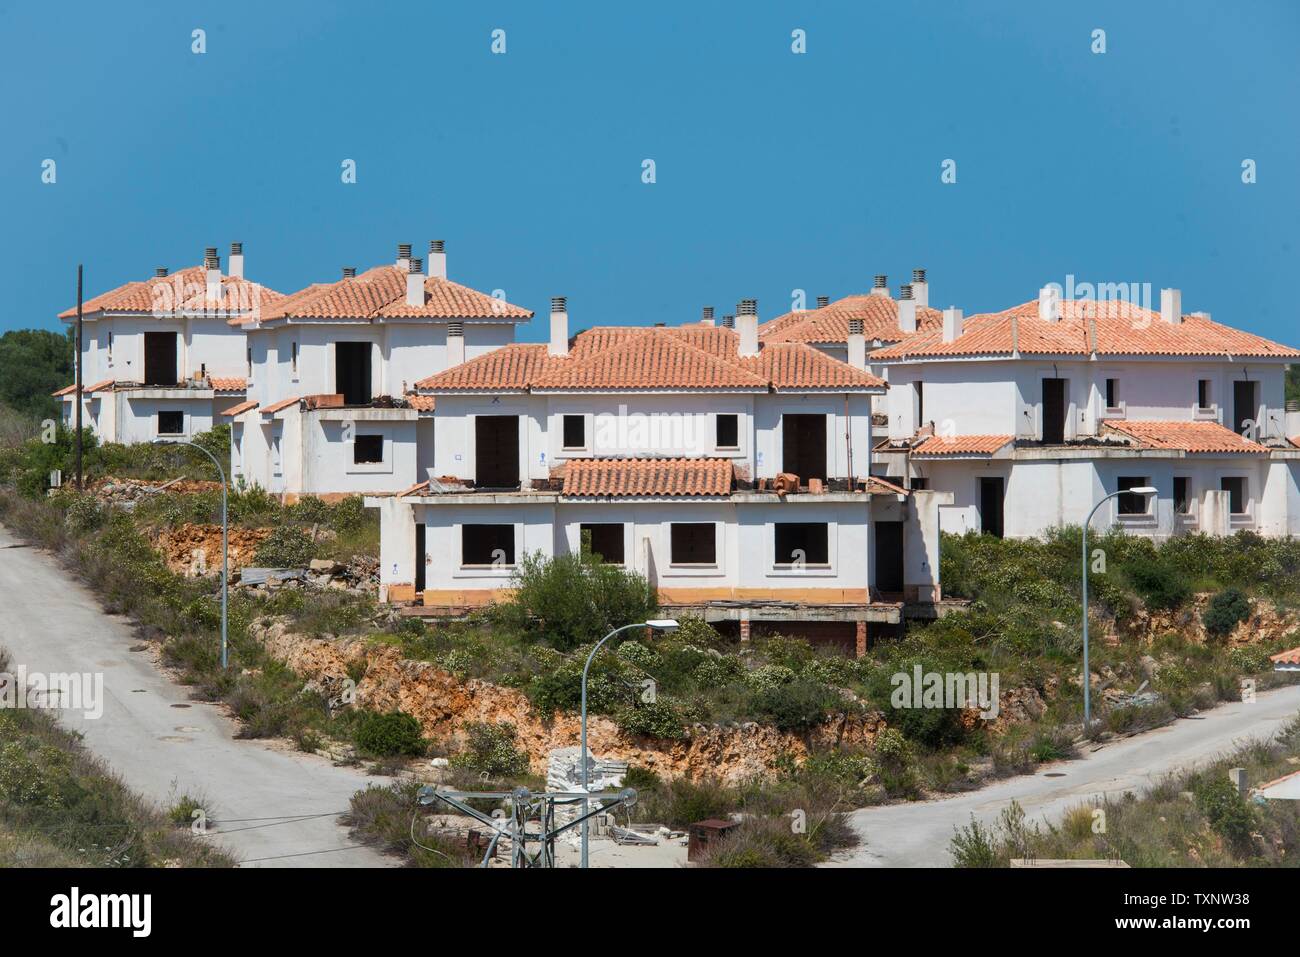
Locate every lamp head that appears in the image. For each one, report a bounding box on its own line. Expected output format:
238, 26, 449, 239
646, 619, 680, 632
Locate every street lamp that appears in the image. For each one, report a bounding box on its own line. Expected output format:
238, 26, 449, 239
580, 618, 679, 868
155, 439, 229, 670
1081, 485, 1156, 729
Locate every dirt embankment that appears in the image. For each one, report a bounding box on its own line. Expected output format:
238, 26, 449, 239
1118, 593, 1299, 647
151, 524, 270, 576
249, 617, 887, 783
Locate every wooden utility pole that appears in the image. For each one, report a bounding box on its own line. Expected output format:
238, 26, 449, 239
75, 264, 83, 491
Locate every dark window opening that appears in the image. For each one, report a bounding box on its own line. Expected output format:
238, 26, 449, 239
1232, 380, 1258, 437
1197, 379, 1211, 409
475, 415, 520, 488
774, 523, 829, 565
670, 523, 716, 564
1105, 378, 1119, 408
916, 381, 925, 426
291, 342, 299, 377
874, 520, 905, 593
1174, 477, 1191, 515
353, 434, 383, 464
144, 331, 178, 385
580, 523, 624, 564
1117, 476, 1150, 515
562, 414, 585, 449
782, 413, 827, 483
335, 341, 372, 405
157, 411, 184, 435
414, 523, 426, 593
979, 477, 1004, 538
716, 414, 739, 449
910, 476, 929, 490
462, 524, 515, 566
1221, 477, 1246, 515
1041, 378, 1066, 443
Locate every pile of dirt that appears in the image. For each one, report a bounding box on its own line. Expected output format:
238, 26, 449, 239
249, 616, 887, 783
89, 476, 222, 505
151, 523, 271, 576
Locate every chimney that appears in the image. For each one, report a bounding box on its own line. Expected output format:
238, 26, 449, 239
720, 314, 735, 329
847, 317, 866, 370
871, 274, 889, 297
342, 266, 356, 279
1038, 286, 1061, 323
427, 240, 447, 280
737, 299, 759, 356
396, 242, 412, 272
911, 268, 928, 307
549, 296, 569, 357
701, 306, 715, 326
204, 247, 221, 302
154, 267, 168, 278
897, 284, 917, 333
942, 306, 964, 343
405, 258, 425, 307
1160, 288, 1182, 325
229, 241, 245, 279
816, 296, 829, 308
447, 320, 465, 367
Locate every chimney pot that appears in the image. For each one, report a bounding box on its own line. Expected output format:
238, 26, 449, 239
230, 242, 243, 255
549, 297, 570, 356
942, 306, 964, 343
204, 246, 218, 261
446, 319, 465, 367
155, 267, 168, 278
736, 300, 759, 356
1038, 286, 1061, 323
398, 243, 412, 259
872, 274, 889, 297
205, 251, 222, 303
702, 306, 715, 322
1160, 288, 1183, 325
847, 317, 866, 369
816, 296, 829, 309
405, 259, 425, 306
899, 284, 913, 301
912, 268, 926, 284
721, 315, 735, 329
409, 257, 423, 274
228, 241, 245, 279
910, 269, 929, 307
343, 266, 356, 278
427, 240, 447, 279
897, 285, 917, 333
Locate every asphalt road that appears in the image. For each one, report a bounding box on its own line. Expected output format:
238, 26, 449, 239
832, 681, 1300, 867
0, 523, 395, 868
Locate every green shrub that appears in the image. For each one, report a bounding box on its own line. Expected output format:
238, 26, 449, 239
747, 679, 841, 731
253, 525, 316, 567
448, 722, 529, 778
615, 700, 687, 740
1204, 588, 1251, 639
950, 815, 999, 867
1127, 558, 1191, 611
354, 711, 425, 757
1193, 774, 1256, 855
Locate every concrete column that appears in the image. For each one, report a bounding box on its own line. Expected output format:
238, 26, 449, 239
855, 621, 868, 658
739, 613, 751, 642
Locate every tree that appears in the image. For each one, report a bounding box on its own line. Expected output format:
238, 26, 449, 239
0, 328, 74, 420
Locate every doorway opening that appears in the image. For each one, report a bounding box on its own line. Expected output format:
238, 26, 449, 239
474, 415, 520, 489
335, 342, 372, 405
782, 413, 827, 483
414, 522, 426, 593
1232, 380, 1259, 437
144, 331, 178, 385
873, 520, 904, 593
979, 476, 1005, 538
1041, 378, 1066, 443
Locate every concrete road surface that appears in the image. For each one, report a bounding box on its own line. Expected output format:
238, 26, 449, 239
832, 681, 1300, 867
0, 523, 395, 868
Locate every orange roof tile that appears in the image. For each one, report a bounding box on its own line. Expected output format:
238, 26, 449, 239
1271, 647, 1300, 667
59, 266, 284, 320
562, 457, 733, 497
209, 376, 246, 393
219, 400, 258, 417
761, 294, 944, 345
260, 396, 300, 415
872, 299, 1300, 360
257, 266, 532, 323
1100, 420, 1269, 454
865, 475, 909, 496
416, 326, 885, 393
52, 379, 113, 397
405, 394, 435, 412
912, 434, 1014, 457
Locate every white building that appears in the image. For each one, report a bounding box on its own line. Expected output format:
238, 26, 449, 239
367, 300, 949, 652
55, 244, 277, 443
870, 290, 1300, 539
225, 242, 533, 499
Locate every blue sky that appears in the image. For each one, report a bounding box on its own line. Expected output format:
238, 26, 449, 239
3, 0, 1297, 344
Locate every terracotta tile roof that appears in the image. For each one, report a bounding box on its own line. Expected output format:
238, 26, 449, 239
761, 294, 944, 345
209, 376, 246, 393
912, 434, 1014, 457
871, 299, 1300, 360
260, 396, 300, 415
397, 479, 431, 498
416, 326, 885, 393
52, 378, 113, 397
256, 266, 532, 323
219, 400, 259, 417
1271, 647, 1300, 668
865, 475, 909, 496
562, 457, 733, 497
405, 394, 435, 412
59, 266, 284, 320
1100, 420, 1269, 454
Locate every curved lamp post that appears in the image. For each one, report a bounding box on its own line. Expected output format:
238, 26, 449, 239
154, 439, 229, 670
580, 618, 679, 868
1082, 485, 1156, 728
